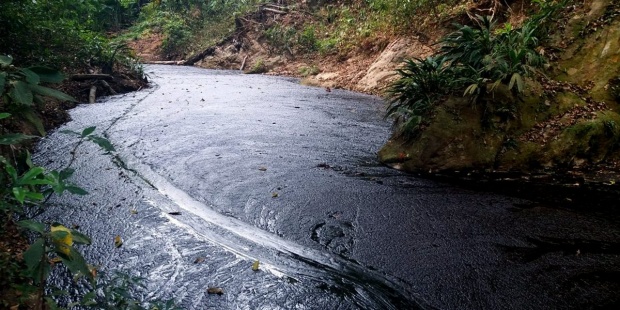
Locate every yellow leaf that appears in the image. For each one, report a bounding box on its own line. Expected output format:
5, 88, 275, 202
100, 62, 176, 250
51, 223, 73, 256
114, 235, 123, 248
51, 224, 73, 245
272, 192, 278, 198
252, 260, 260, 271
89, 265, 98, 278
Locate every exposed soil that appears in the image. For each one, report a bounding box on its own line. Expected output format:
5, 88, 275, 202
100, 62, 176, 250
126, 32, 166, 62
0, 220, 30, 309
128, 4, 441, 96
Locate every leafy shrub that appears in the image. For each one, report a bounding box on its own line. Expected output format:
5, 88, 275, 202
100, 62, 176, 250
162, 18, 192, 55
264, 25, 297, 55
317, 37, 340, 55
299, 65, 320, 77
442, 15, 546, 100
366, 0, 464, 30
0, 0, 140, 69
0, 55, 76, 135
386, 56, 455, 137
387, 12, 551, 136
247, 59, 268, 74
298, 26, 318, 52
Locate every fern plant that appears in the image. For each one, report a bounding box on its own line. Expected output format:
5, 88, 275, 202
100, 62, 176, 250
386, 12, 551, 136
386, 56, 455, 137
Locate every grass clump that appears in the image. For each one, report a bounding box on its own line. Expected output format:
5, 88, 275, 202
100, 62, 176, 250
247, 59, 268, 74
299, 65, 320, 77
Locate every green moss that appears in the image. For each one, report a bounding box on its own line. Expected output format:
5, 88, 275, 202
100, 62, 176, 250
246, 59, 268, 74
556, 20, 620, 104
380, 97, 504, 172
380, 4, 620, 174
547, 111, 620, 166
554, 92, 586, 114
499, 141, 544, 170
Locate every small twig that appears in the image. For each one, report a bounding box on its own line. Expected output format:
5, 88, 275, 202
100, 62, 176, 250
99, 80, 117, 95
261, 7, 287, 14
240, 55, 249, 71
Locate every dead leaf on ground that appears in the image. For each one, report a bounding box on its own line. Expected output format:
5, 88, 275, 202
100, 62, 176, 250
114, 235, 123, 248
168, 211, 182, 215
207, 287, 224, 295
272, 192, 279, 198
194, 257, 206, 264
258, 167, 267, 171
252, 260, 260, 271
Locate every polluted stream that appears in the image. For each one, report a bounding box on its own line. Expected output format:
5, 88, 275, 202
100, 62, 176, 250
35, 65, 620, 309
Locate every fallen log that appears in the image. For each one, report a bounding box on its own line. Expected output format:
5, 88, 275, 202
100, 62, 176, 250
141, 60, 184, 65
183, 46, 216, 66
261, 7, 287, 14
71, 74, 113, 81
89, 86, 97, 103
263, 3, 287, 10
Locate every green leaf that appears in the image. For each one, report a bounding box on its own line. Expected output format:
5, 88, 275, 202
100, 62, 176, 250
23, 238, 50, 284
60, 246, 93, 281
66, 185, 88, 195
4, 160, 18, 180
17, 220, 46, 234
508, 73, 524, 92
81, 126, 96, 137
28, 67, 65, 83
22, 109, 45, 136
59, 167, 75, 180
24, 191, 44, 201
80, 291, 97, 306
33, 95, 45, 106
88, 135, 116, 152
47, 173, 65, 195
17, 166, 45, 185
70, 229, 92, 245
0, 72, 6, 97
10, 81, 34, 106
29, 84, 76, 102
0, 112, 10, 120
12, 187, 26, 203
0, 55, 13, 66
25, 151, 33, 168
20, 68, 40, 85
0, 133, 36, 145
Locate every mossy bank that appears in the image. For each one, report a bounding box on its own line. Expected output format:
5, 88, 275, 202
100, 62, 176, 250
380, 0, 620, 185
